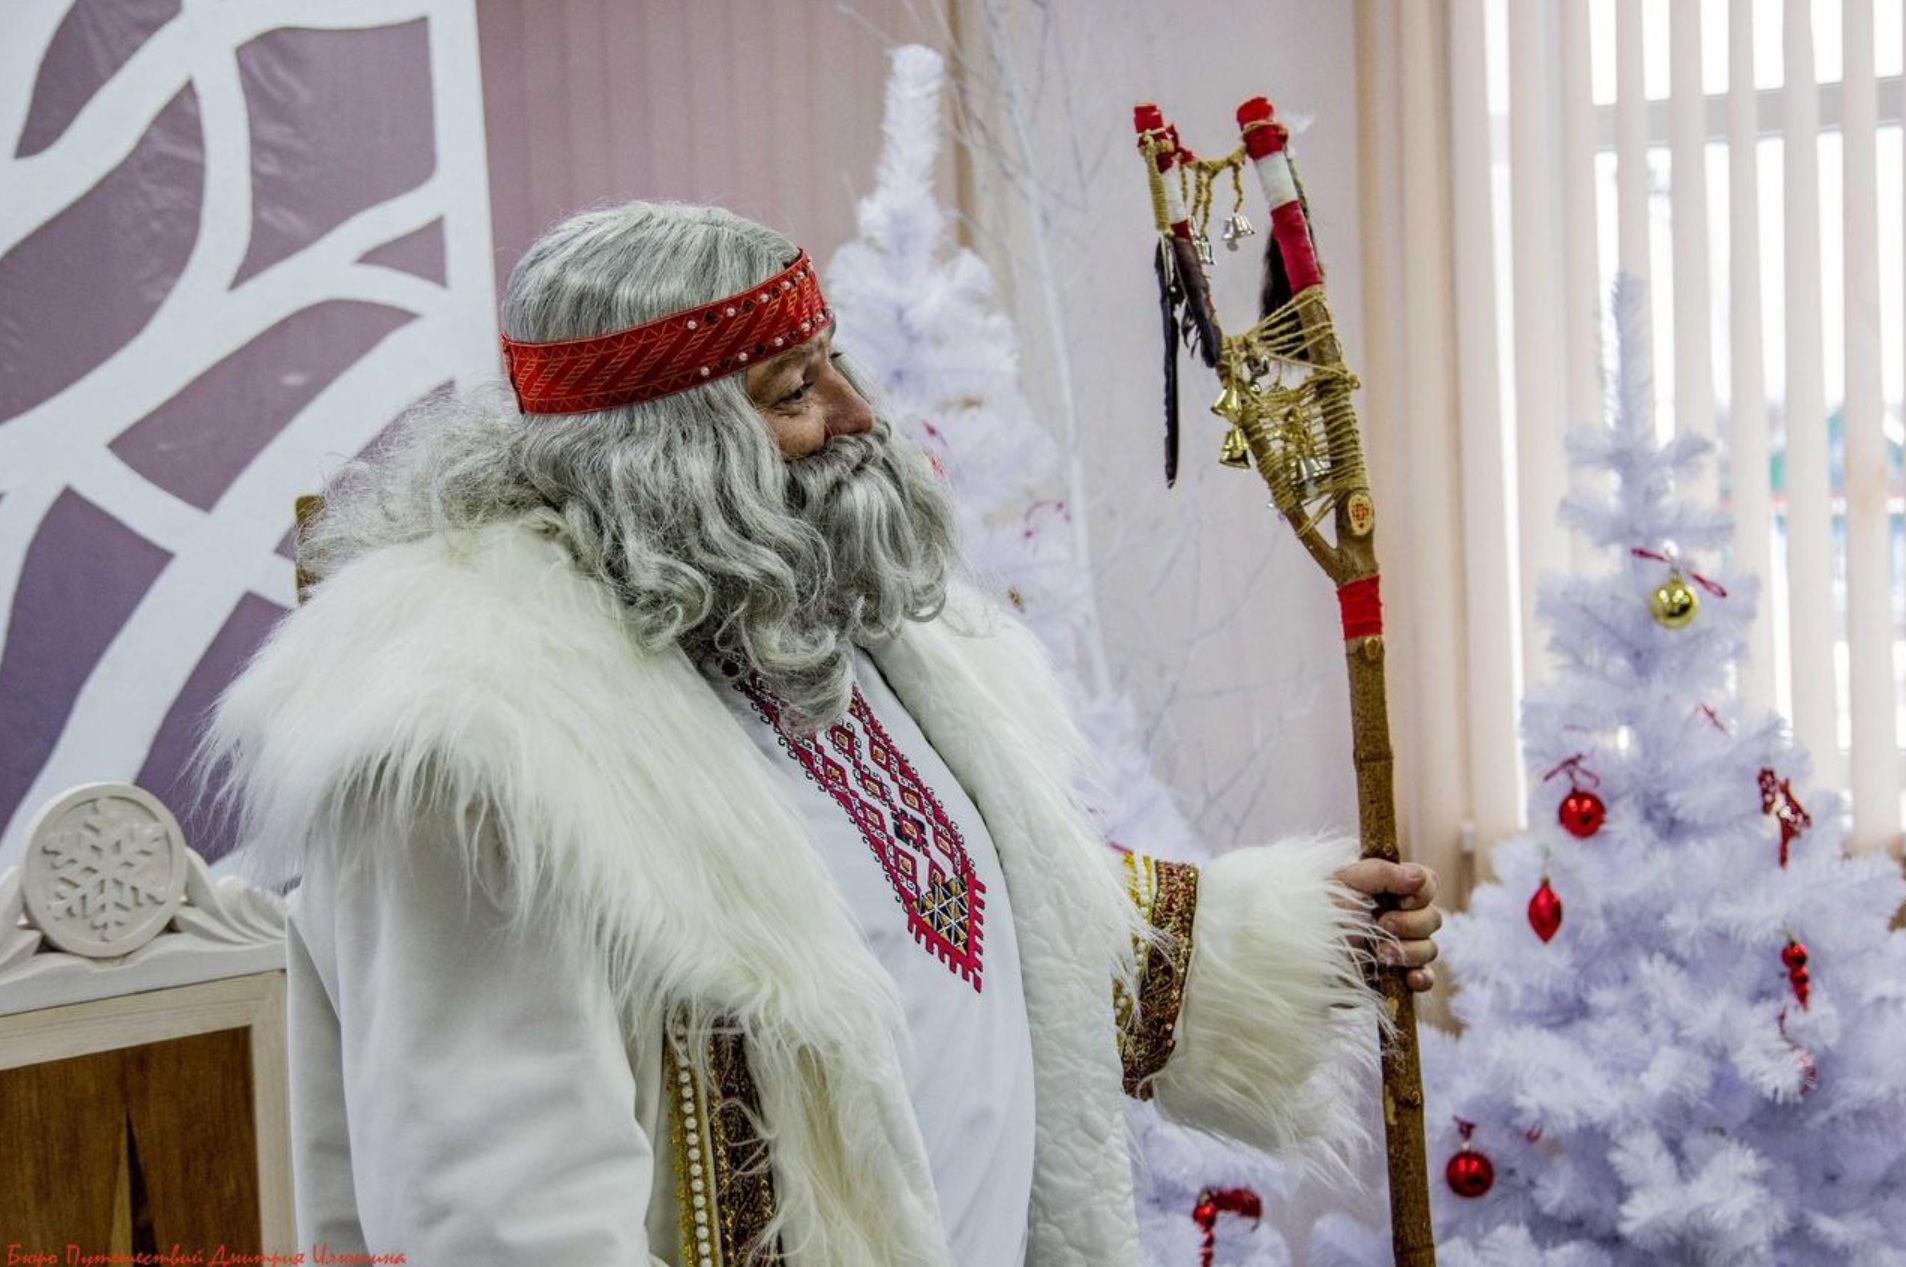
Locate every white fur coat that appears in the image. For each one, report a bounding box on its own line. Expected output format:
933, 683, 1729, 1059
213, 520, 1377, 1265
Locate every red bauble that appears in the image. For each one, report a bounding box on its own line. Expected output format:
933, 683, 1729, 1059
1784, 939, 1812, 1008
1558, 788, 1605, 838
1446, 1148, 1496, 1198
1528, 878, 1564, 943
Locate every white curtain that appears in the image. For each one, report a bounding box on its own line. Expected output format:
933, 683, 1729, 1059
1358, 0, 1905, 885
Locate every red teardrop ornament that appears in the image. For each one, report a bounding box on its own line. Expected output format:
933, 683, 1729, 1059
1558, 788, 1605, 838
1528, 878, 1563, 943
1445, 1148, 1496, 1198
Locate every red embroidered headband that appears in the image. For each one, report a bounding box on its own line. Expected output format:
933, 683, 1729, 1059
499, 250, 833, 415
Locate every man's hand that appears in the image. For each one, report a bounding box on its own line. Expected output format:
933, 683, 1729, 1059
1334, 860, 1442, 994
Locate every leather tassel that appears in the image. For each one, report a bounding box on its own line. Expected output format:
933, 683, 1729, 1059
1170, 233, 1221, 369
1259, 219, 1292, 321
1156, 238, 1181, 487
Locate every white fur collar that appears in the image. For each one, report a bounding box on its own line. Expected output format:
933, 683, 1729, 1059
213, 521, 1143, 1265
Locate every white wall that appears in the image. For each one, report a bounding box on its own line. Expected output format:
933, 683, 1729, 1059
956, 0, 1369, 852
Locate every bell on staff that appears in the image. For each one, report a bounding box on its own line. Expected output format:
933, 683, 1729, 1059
1194, 232, 1216, 266
1210, 381, 1247, 424
1221, 210, 1256, 251
1219, 425, 1252, 469
1293, 454, 1332, 499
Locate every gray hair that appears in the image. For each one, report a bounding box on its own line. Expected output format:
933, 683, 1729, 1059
301, 202, 958, 729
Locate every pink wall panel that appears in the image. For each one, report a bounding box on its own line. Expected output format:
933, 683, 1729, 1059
475, 0, 953, 286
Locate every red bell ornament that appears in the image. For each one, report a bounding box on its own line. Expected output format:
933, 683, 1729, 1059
1558, 788, 1606, 838
1445, 1148, 1496, 1198
1528, 878, 1564, 943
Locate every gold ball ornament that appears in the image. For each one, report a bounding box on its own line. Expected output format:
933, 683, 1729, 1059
1649, 570, 1699, 629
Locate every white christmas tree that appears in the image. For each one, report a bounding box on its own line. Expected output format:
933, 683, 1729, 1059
1412, 277, 1906, 1267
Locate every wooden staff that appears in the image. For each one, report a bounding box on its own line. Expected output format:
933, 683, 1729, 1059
1134, 97, 1435, 1265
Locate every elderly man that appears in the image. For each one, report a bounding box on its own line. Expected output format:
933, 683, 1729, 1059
212, 201, 1440, 1266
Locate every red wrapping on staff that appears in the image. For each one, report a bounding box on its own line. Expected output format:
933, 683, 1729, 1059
1271, 201, 1322, 293
1237, 95, 1282, 158
1135, 104, 1195, 240
1337, 574, 1383, 640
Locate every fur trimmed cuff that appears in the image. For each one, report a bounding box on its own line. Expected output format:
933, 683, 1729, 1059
1147, 837, 1383, 1170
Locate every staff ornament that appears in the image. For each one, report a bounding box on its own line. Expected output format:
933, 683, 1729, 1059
1133, 95, 1436, 1266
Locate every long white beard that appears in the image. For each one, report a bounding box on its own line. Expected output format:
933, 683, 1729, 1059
704, 426, 959, 730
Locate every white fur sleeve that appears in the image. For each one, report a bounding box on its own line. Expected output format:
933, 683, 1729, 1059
1145, 838, 1382, 1167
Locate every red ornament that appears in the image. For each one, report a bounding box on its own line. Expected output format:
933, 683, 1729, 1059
1783, 938, 1812, 1009
1544, 755, 1605, 838
1759, 768, 1812, 867
1558, 789, 1606, 838
1192, 1186, 1263, 1267
1446, 1149, 1496, 1198
1528, 878, 1564, 943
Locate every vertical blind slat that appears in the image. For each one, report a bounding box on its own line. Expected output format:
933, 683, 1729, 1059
1670, 0, 1717, 503
1449, 0, 1524, 849
1839, 0, 1901, 847
1783, 0, 1842, 787
1561, 0, 1602, 573
1509, 0, 1570, 696
1727, 0, 1777, 714
1616, 0, 1651, 284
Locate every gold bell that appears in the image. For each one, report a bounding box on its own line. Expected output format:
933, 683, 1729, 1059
1219, 425, 1252, 469
1221, 210, 1256, 251
1211, 381, 1246, 424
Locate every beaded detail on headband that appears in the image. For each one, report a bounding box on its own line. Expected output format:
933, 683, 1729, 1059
500, 250, 833, 415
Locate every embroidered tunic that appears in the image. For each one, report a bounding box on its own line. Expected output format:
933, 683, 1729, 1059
226, 523, 1378, 1267
715, 647, 1038, 1266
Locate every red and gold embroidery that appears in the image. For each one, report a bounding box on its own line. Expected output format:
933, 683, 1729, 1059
737, 672, 988, 991
1118, 852, 1201, 1098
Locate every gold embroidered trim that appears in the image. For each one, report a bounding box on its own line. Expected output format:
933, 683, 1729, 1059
666, 1017, 782, 1266
1119, 855, 1201, 1098
708, 1030, 779, 1263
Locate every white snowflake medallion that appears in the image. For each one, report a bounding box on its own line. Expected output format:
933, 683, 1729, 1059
22, 784, 188, 958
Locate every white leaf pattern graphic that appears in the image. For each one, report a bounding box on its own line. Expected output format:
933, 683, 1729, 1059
0, 0, 498, 867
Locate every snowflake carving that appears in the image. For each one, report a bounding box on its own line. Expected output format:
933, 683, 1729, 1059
22, 784, 188, 958
42, 800, 173, 936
